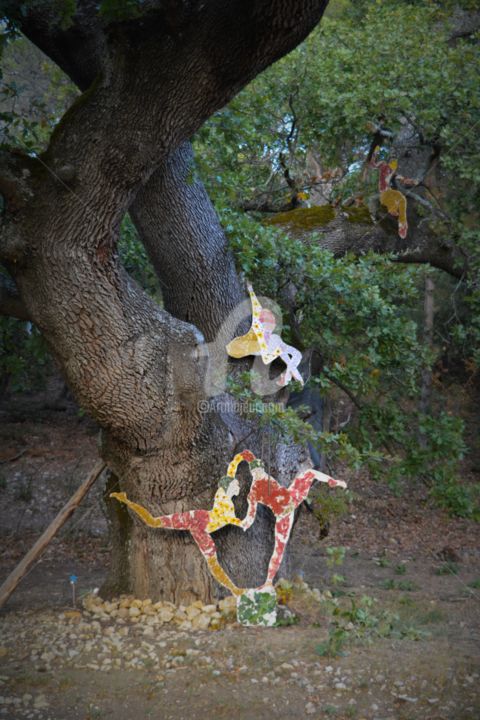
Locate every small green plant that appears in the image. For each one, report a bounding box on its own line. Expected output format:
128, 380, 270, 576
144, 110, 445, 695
381, 579, 396, 590
316, 626, 348, 658
323, 706, 338, 716
311, 486, 349, 528
374, 555, 390, 568
435, 561, 459, 576
381, 579, 417, 591
395, 563, 407, 575
325, 546, 347, 589
420, 609, 444, 624
398, 580, 417, 592
467, 578, 480, 589
398, 625, 429, 641
317, 593, 410, 658
430, 471, 480, 520
399, 595, 414, 606
326, 546, 346, 570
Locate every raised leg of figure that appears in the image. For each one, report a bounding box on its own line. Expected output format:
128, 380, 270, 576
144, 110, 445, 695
261, 513, 295, 588
288, 470, 316, 507
278, 346, 304, 386
380, 189, 401, 217
189, 528, 244, 596
110, 492, 165, 527
380, 190, 408, 237
206, 556, 245, 597
397, 194, 408, 238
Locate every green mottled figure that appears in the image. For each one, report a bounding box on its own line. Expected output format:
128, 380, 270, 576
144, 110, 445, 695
236, 587, 278, 627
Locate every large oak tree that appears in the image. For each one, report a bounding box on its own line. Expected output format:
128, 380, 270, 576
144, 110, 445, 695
0, 1, 329, 602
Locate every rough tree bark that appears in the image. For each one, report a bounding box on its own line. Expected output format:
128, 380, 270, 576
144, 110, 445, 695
130, 142, 244, 340
0, 1, 328, 602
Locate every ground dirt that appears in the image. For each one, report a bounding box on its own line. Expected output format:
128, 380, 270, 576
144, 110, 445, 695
0, 391, 479, 720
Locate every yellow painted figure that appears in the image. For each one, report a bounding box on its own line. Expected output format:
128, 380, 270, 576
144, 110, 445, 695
110, 469, 244, 596
226, 282, 304, 386
370, 147, 417, 239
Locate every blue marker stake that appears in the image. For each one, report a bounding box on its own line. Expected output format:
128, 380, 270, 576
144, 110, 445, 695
69, 574, 78, 608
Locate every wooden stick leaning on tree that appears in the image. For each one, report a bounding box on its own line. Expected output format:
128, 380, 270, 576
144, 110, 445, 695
0, 461, 106, 610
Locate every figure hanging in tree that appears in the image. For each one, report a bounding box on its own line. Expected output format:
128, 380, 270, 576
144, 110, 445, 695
226, 281, 304, 386
369, 146, 418, 239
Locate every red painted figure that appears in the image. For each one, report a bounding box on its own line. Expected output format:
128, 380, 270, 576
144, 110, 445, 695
238, 450, 346, 589
110, 473, 244, 596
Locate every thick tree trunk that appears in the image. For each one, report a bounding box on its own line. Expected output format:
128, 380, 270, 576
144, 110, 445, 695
1, 151, 298, 602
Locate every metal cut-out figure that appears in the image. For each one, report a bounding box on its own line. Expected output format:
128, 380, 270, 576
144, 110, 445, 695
110, 472, 245, 596
110, 451, 347, 607
237, 450, 346, 589
226, 281, 304, 386
370, 146, 417, 239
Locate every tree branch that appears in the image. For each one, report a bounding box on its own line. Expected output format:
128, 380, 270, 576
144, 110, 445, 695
262, 203, 465, 279
18, 1, 330, 195
130, 142, 244, 340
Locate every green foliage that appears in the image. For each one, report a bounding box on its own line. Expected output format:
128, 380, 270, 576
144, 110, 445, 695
0, 316, 51, 393
381, 579, 418, 592
0, 1, 77, 33
431, 477, 480, 520
98, 0, 141, 22
316, 592, 425, 657
326, 546, 346, 569
222, 212, 475, 514
1, 35, 78, 152
194, 0, 479, 517
196, 0, 480, 199
226, 373, 362, 470
435, 561, 459, 576
0, 0, 478, 520
310, 485, 349, 528
118, 215, 161, 300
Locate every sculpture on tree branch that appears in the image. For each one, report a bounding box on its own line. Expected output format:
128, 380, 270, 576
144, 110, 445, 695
370, 146, 418, 239
226, 282, 304, 387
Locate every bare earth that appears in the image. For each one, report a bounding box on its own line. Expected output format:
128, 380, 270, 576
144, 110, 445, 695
0, 401, 479, 720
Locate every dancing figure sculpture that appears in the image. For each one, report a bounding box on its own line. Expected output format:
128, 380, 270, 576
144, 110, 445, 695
238, 450, 347, 589
110, 468, 244, 596
226, 281, 304, 386
370, 146, 417, 239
